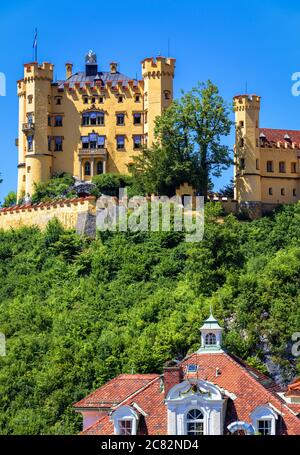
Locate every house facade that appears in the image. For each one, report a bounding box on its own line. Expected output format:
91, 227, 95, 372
234, 94, 300, 217
74, 313, 300, 435
16, 51, 175, 199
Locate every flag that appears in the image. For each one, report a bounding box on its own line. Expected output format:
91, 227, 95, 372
32, 29, 37, 49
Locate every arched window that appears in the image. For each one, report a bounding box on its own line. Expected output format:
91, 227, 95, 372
84, 161, 91, 176
186, 409, 204, 435
205, 333, 216, 345
96, 161, 103, 175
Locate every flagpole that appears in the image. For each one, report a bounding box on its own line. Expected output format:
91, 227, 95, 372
35, 28, 37, 62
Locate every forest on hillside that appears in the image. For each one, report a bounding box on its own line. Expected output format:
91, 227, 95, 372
0, 203, 300, 434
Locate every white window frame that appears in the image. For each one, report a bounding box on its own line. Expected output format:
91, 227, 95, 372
250, 405, 277, 435
185, 408, 205, 436
112, 405, 138, 436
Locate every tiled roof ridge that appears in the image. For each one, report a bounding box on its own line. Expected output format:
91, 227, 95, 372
260, 127, 300, 133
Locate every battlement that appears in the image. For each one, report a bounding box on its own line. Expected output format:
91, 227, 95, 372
0, 197, 96, 232
23, 62, 54, 82
141, 57, 176, 78
234, 94, 261, 111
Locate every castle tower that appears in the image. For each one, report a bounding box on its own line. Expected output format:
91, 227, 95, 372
234, 94, 261, 210
142, 57, 176, 146
17, 62, 54, 199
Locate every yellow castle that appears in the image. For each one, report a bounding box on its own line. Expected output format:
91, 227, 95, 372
17, 51, 175, 198
234, 94, 300, 217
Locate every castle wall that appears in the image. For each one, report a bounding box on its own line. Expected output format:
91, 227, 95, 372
0, 197, 96, 233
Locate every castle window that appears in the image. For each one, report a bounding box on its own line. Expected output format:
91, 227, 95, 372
48, 116, 51, 127
82, 112, 104, 126
91, 97, 96, 104
116, 135, 125, 150
186, 409, 204, 436
55, 97, 62, 105
133, 113, 142, 125
164, 90, 171, 100
54, 115, 63, 127
239, 138, 244, 147
48, 95, 51, 105
205, 333, 216, 345
116, 113, 125, 126
54, 136, 63, 151
266, 161, 274, 172
293, 189, 297, 197
23, 175, 26, 182
27, 166, 31, 173
239, 121, 244, 128
256, 159, 260, 170
81, 134, 105, 149
291, 162, 297, 173
279, 161, 286, 173
96, 161, 103, 175
239, 158, 245, 170
268, 188, 273, 196
27, 95, 33, 104
99, 96, 104, 104
27, 135, 33, 151
83, 97, 88, 104
135, 94, 140, 102
84, 161, 91, 176
118, 95, 124, 103
133, 135, 142, 149
144, 111, 148, 124
281, 188, 285, 196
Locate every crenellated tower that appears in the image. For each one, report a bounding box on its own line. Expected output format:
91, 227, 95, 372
17, 62, 54, 199
234, 94, 261, 207
142, 57, 175, 146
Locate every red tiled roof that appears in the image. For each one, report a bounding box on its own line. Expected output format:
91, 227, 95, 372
74, 374, 159, 409
181, 352, 300, 435
81, 376, 166, 435
260, 128, 300, 144
79, 352, 300, 435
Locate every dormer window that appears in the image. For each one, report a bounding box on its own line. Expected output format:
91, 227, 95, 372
118, 420, 133, 435
112, 405, 138, 435
186, 409, 204, 436
205, 333, 216, 346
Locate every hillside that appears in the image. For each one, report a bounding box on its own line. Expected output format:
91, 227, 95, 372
0, 203, 300, 434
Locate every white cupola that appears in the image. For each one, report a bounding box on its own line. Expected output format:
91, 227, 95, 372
198, 307, 223, 353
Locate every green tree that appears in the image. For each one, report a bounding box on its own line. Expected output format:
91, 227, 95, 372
31, 173, 76, 203
130, 81, 233, 198
2, 191, 17, 208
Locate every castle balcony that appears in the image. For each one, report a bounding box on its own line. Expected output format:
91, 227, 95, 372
22, 122, 35, 133
78, 148, 107, 159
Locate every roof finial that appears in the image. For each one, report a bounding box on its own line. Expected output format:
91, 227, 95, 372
209, 304, 213, 317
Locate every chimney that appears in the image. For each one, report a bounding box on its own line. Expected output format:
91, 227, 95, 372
163, 362, 183, 397
110, 62, 118, 74
65, 63, 73, 79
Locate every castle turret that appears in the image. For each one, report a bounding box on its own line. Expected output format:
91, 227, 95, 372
142, 57, 175, 146
17, 62, 54, 199
234, 94, 261, 211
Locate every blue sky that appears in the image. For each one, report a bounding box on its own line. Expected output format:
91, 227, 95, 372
1, 0, 300, 201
